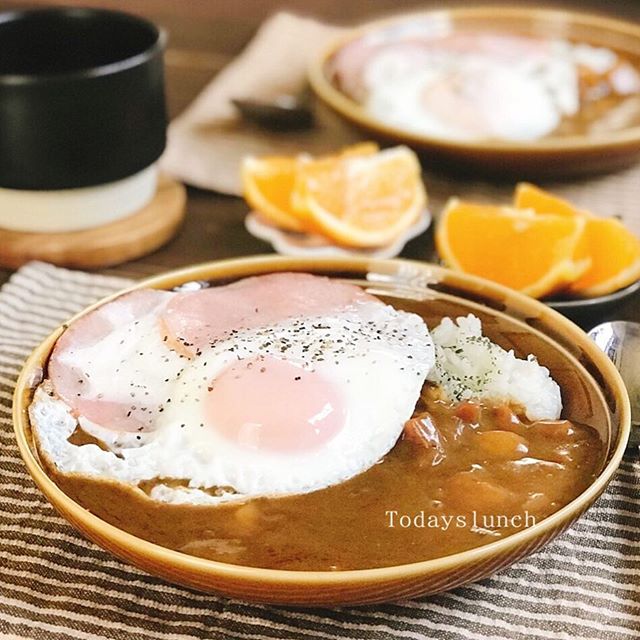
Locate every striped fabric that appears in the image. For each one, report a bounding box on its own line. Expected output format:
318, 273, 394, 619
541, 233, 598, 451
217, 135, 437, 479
0, 261, 638, 640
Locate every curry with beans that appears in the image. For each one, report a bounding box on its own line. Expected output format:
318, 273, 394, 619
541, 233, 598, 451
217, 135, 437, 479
52, 383, 602, 571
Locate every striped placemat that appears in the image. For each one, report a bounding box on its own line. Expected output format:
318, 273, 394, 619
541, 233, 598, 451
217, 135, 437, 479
1, 261, 638, 640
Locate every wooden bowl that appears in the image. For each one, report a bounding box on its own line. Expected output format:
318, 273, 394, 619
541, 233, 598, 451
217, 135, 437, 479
13, 256, 630, 605
309, 7, 640, 177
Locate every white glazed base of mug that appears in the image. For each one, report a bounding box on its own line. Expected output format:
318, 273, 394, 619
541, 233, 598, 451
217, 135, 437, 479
0, 164, 158, 233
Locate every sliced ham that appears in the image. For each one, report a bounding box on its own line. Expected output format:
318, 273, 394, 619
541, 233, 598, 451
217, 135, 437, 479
159, 272, 373, 354
48, 273, 373, 435
49, 289, 182, 433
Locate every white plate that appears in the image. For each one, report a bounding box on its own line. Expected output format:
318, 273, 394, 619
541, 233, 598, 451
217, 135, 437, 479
245, 209, 431, 258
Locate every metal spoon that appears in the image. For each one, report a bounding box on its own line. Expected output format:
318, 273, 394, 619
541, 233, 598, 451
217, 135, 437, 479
588, 321, 640, 448
231, 93, 314, 130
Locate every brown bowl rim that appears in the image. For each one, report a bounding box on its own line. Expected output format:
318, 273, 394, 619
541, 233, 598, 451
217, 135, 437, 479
309, 6, 640, 153
13, 256, 631, 589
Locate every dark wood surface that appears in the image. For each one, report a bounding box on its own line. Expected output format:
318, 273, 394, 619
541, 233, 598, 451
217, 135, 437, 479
1, 0, 639, 329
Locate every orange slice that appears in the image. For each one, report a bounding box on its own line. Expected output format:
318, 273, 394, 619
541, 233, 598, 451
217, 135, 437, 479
515, 183, 592, 275
242, 156, 303, 231
241, 143, 379, 233
513, 183, 587, 218
514, 184, 640, 297
436, 199, 591, 298
292, 146, 426, 248
569, 218, 640, 297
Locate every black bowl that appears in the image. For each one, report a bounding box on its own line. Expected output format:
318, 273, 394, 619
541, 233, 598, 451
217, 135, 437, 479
0, 7, 167, 190
545, 279, 640, 326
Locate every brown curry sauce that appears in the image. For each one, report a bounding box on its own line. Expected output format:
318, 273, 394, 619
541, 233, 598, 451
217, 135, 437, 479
52, 384, 602, 571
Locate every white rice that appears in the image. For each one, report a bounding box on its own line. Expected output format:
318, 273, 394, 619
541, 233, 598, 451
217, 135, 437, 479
427, 314, 562, 421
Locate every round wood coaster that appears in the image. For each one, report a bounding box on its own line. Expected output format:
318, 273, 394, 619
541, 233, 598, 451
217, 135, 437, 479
0, 175, 186, 269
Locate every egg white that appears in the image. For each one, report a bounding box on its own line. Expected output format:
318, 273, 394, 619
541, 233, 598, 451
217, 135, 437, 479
49, 289, 186, 445
359, 36, 614, 142
366, 60, 561, 142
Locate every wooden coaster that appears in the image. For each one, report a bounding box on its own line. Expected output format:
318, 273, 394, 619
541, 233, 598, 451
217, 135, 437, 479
0, 175, 186, 269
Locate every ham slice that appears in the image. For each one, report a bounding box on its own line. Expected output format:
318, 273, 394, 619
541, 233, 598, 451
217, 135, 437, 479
48, 273, 374, 434
49, 289, 180, 433
159, 272, 373, 354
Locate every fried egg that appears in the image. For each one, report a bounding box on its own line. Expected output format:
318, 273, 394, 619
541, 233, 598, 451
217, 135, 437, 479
363, 44, 568, 142
366, 60, 563, 141
45, 274, 373, 446
335, 28, 639, 142
31, 274, 435, 504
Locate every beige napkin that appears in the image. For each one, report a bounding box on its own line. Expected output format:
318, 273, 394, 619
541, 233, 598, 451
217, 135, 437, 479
160, 12, 362, 195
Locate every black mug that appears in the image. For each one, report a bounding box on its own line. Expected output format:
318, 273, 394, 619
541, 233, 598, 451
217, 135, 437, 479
0, 7, 167, 191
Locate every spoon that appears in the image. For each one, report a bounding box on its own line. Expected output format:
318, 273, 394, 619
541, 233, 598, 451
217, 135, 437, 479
232, 93, 314, 130
588, 321, 640, 448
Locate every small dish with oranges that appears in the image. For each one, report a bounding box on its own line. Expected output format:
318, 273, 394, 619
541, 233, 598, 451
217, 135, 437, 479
241, 143, 430, 258
436, 183, 640, 305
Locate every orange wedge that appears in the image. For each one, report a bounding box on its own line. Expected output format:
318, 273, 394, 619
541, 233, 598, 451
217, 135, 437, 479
515, 183, 592, 276
568, 218, 640, 296
436, 199, 591, 298
513, 183, 587, 218
291, 146, 426, 248
241, 143, 379, 233
242, 156, 303, 231
514, 184, 640, 297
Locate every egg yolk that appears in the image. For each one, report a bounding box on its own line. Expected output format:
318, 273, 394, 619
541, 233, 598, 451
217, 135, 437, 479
205, 356, 346, 453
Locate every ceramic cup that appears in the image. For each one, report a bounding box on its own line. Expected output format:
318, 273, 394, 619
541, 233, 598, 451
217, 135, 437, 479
0, 7, 167, 231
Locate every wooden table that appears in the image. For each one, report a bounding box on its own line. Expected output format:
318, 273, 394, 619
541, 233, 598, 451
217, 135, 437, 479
1, 0, 639, 330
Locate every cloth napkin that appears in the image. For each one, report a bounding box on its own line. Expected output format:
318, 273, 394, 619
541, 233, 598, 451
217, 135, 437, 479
160, 12, 361, 195
1, 261, 639, 640
160, 12, 640, 239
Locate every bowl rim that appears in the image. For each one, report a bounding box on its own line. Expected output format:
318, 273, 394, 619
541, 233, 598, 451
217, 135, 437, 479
309, 5, 640, 153
0, 7, 166, 86
13, 255, 631, 588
